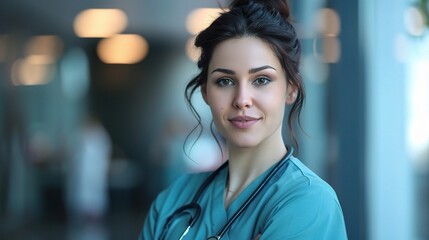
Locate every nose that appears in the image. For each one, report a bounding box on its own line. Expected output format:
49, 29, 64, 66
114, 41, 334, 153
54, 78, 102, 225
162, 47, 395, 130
233, 85, 252, 109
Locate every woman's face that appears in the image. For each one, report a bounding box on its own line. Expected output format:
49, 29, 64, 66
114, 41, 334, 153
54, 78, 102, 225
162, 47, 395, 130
202, 37, 296, 149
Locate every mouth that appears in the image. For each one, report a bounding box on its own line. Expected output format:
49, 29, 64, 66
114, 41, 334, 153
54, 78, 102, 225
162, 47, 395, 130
228, 116, 261, 129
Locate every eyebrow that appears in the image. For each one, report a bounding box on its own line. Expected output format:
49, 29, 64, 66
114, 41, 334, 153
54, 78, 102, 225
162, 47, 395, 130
210, 65, 276, 75
249, 65, 276, 74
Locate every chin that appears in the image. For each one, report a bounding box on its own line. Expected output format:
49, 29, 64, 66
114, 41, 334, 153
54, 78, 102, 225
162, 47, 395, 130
227, 137, 262, 149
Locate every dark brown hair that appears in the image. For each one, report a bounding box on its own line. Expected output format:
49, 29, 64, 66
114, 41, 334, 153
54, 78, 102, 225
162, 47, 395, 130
185, 0, 304, 150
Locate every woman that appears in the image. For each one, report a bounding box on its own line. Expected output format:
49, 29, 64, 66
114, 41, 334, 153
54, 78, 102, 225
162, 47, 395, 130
139, 0, 347, 239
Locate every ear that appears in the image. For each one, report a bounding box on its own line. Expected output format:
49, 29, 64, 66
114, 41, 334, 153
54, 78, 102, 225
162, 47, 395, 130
286, 84, 297, 105
201, 83, 209, 105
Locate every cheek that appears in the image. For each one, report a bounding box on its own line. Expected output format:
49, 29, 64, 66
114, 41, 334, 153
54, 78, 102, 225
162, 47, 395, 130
259, 91, 287, 118
207, 92, 229, 113
210, 104, 226, 119
259, 88, 287, 105
210, 105, 227, 134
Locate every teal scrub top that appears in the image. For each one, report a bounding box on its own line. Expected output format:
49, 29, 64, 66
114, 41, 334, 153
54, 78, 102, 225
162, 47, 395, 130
139, 156, 347, 239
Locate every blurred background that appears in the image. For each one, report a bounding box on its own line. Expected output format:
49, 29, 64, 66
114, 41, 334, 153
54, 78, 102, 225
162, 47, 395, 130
0, 0, 428, 239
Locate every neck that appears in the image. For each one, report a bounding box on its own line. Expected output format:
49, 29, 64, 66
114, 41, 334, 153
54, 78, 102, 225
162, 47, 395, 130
224, 135, 287, 208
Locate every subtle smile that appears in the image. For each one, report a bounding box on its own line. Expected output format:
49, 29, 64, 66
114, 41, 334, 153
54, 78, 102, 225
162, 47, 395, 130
229, 116, 261, 129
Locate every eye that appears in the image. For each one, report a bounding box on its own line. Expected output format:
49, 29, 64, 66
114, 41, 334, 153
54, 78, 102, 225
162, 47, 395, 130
216, 78, 235, 87
252, 77, 271, 86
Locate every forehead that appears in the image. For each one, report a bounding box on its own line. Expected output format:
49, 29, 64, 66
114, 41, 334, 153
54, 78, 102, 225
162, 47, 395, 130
208, 37, 282, 72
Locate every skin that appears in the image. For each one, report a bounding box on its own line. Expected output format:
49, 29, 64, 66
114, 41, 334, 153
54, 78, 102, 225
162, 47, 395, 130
201, 37, 297, 210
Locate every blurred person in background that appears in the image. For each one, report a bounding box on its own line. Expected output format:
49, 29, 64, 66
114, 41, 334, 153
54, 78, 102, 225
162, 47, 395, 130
149, 116, 188, 193
66, 113, 111, 240
139, 0, 347, 239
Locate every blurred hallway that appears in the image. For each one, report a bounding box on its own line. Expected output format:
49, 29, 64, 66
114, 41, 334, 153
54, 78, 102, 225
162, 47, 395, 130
1, 0, 429, 239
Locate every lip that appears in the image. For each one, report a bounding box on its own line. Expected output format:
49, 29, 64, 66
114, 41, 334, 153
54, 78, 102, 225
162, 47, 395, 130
228, 115, 261, 129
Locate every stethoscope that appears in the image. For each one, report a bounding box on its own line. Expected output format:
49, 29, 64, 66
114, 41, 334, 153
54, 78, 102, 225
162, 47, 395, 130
160, 146, 294, 240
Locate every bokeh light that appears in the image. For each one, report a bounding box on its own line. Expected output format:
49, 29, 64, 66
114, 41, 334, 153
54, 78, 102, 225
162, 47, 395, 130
74, 9, 128, 38
313, 36, 341, 63
186, 8, 225, 35
186, 35, 200, 62
26, 35, 63, 61
404, 6, 426, 36
97, 34, 149, 64
11, 57, 55, 86
315, 8, 341, 37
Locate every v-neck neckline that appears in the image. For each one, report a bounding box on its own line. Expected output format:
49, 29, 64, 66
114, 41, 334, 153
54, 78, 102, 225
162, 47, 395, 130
216, 164, 275, 215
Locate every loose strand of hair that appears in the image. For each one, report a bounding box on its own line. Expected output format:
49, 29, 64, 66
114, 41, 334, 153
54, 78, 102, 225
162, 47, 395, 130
183, 76, 204, 163
288, 81, 306, 153
210, 120, 226, 162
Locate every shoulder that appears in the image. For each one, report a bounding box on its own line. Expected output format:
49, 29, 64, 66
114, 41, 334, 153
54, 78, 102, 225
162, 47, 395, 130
268, 156, 343, 213
258, 156, 347, 239
278, 156, 339, 200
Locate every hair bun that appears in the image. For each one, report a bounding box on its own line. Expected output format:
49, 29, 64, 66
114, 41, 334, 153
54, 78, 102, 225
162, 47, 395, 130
230, 0, 291, 22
